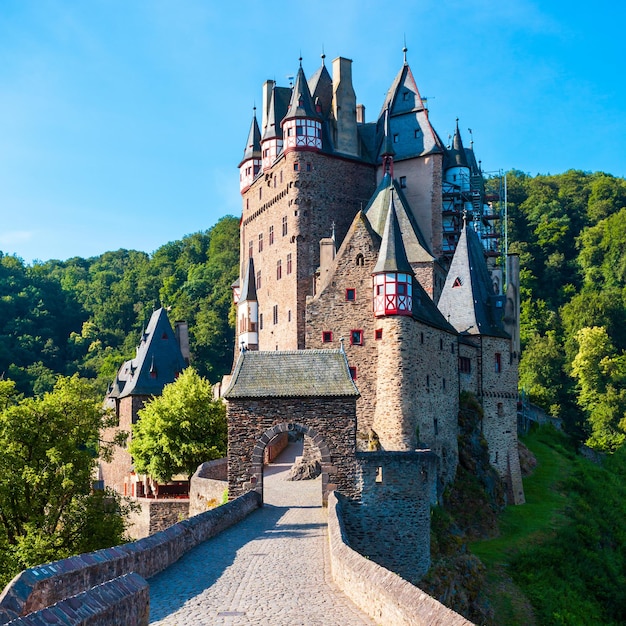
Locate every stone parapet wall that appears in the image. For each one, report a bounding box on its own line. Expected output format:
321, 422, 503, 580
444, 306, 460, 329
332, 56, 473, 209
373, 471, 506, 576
0, 491, 261, 624
4, 573, 149, 626
189, 459, 228, 517
126, 499, 190, 540
327, 492, 473, 626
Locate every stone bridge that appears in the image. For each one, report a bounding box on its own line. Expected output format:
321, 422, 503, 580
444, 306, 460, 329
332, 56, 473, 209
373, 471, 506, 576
0, 442, 471, 626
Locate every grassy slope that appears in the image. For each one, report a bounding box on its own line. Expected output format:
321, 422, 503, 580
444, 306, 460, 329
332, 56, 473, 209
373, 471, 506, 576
470, 428, 573, 625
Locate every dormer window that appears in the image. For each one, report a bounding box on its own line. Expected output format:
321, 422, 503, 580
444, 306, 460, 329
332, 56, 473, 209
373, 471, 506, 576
453, 277, 463, 288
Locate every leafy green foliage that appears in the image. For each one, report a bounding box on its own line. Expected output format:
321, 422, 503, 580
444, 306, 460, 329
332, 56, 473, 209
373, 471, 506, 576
0, 376, 131, 587
129, 368, 227, 482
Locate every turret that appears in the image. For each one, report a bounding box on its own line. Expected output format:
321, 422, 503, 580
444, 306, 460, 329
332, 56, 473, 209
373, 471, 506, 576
372, 196, 413, 317
444, 119, 470, 192
239, 109, 261, 193
281, 60, 322, 154
237, 258, 259, 351
261, 84, 290, 171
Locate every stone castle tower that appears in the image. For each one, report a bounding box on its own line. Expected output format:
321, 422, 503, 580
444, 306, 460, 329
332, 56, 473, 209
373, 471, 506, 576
231, 50, 524, 505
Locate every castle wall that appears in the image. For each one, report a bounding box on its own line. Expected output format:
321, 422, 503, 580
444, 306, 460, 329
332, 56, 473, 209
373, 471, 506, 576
343, 451, 437, 581
479, 335, 525, 504
372, 315, 459, 489
239, 150, 375, 350
226, 396, 358, 502
100, 395, 149, 495
305, 215, 380, 447
126, 499, 190, 540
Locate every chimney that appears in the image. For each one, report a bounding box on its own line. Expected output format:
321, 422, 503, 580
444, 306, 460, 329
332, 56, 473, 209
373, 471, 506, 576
356, 104, 365, 124
262, 80, 275, 132
332, 57, 359, 157
174, 321, 191, 366
319, 237, 336, 275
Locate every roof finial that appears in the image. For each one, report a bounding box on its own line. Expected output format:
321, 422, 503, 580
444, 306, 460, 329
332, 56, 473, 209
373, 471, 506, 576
299, 53, 303, 68
468, 127, 474, 149
321, 45, 326, 65
403, 36, 408, 65
339, 336, 345, 353
331, 220, 336, 242
462, 208, 469, 227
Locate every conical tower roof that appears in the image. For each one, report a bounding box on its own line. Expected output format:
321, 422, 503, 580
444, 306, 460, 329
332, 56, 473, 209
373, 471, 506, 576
239, 110, 261, 166
445, 119, 469, 169
308, 55, 332, 117
262, 85, 291, 142
373, 196, 412, 274
283, 62, 319, 122
240, 257, 257, 302
438, 222, 508, 337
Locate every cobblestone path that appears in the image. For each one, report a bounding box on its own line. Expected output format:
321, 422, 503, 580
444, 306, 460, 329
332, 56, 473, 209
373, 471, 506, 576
148, 442, 376, 625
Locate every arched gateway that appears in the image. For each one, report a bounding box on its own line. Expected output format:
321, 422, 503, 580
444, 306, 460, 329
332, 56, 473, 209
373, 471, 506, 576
223, 349, 360, 504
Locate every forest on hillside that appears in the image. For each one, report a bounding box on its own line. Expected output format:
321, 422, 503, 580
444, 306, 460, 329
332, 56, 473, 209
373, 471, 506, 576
2, 170, 626, 451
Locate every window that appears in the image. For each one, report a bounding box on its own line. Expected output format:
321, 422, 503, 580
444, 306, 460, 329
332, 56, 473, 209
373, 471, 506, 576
287, 253, 292, 274
248, 240, 253, 258
256, 270, 261, 289
440, 338, 443, 350
451, 343, 455, 354
495, 353, 502, 373
453, 277, 463, 288
442, 378, 446, 390
375, 329, 383, 340
296, 125, 304, 136
349, 366, 357, 380
375, 467, 383, 483
346, 288, 356, 301
414, 128, 420, 138
294, 162, 299, 171
282, 215, 288, 236
356, 253, 364, 266
426, 375, 430, 388
393, 133, 399, 143
273, 305, 278, 325
399, 176, 407, 188
306, 162, 312, 172
434, 418, 438, 436
258, 233, 263, 253
322, 331, 333, 343
276, 259, 282, 280
459, 356, 471, 373
259, 313, 263, 330
288, 310, 291, 322
420, 332, 424, 344
350, 329, 363, 345
263, 148, 269, 157
269, 225, 274, 245
259, 188, 262, 199
497, 402, 504, 416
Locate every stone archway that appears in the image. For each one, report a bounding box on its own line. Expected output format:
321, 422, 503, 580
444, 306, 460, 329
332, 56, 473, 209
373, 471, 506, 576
250, 423, 332, 504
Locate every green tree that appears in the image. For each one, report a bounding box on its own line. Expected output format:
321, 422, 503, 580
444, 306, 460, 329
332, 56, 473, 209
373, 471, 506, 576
0, 376, 130, 586
129, 368, 227, 483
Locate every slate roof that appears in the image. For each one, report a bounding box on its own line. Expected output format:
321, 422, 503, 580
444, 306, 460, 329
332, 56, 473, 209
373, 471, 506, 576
223, 349, 360, 398
444, 120, 469, 170
106, 308, 187, 399
308, 60, 333, 118
283, 64, 319, 122
364, 173, 434, 263
240, 257, 257, 302
437, 224, 509, 338
373, 196, 412, 274
376, 62, 444, 161
262, 86, 291, 142
239, 112, 261, 166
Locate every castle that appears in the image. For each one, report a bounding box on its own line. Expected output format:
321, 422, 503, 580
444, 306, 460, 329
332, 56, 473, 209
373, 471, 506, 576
225, 48, 525, 517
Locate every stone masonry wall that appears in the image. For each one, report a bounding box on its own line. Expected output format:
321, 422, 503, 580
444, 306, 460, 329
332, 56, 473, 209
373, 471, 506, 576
372, 313, 459, 490
343, 451, 438, 581
328, 492, 473, 626
239, 150, 376, 351
126, 499, 190, 540
189, 459, 228, 517
100, 395, 149, 495
227, 396, 358, 503
0, 492, 260, 624
305, 212, 380, 448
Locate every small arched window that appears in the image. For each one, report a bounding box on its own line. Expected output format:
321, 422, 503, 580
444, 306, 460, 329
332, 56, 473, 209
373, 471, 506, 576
356, 253, 364, 266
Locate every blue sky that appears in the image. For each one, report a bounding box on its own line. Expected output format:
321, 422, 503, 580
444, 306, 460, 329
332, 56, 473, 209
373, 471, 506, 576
1, 0, 624, 264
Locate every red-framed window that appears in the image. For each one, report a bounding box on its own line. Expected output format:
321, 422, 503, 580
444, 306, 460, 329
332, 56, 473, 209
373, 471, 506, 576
346, 288, 356, 301
373, 272, 412, 316
375, 329, 383, 340
322, 331, 333, 343
349, 366, 357, 380
350, 329, 363, 345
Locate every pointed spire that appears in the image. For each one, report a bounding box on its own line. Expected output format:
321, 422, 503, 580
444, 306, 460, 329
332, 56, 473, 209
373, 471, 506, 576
403, 38, 408, 66
446, 118, 469, 169
284, 61, 318, 121
239, 257, 257, 302
373, 196, 413, 274
240, 108, 261, 163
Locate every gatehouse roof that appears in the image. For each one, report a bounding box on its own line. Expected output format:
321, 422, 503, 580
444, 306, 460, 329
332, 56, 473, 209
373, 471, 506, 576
223, 349, 360, 398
